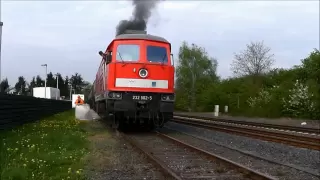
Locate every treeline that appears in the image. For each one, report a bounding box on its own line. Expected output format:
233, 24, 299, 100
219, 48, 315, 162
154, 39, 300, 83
0, 72, 92, 100
175, 41, 320, 120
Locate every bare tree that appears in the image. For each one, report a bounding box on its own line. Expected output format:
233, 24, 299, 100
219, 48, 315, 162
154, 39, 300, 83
231, 41, 275, 77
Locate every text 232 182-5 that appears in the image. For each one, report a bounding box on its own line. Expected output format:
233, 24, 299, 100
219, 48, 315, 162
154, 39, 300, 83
132, 95, 152, 101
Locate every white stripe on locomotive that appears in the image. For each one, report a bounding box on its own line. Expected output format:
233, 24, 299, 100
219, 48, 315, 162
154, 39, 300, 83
115, 78, 168, 89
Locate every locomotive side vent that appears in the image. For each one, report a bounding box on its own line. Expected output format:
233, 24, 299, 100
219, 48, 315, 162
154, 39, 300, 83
123, 30, 147, 34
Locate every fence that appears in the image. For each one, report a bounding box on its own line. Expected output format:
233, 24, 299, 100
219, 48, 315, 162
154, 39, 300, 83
0, 93, 72, 130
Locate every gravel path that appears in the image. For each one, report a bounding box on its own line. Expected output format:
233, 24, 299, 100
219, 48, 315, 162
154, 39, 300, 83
83, 120, 173, 180
162, 122, 320, 179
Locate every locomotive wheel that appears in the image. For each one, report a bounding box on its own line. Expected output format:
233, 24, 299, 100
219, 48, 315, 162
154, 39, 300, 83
148, 123, 155, 131
112, 113, 119, 129
112, 112, 124, 130
158, 113, 165, 128
143, 117, 155, 131
95, 102, 99, 114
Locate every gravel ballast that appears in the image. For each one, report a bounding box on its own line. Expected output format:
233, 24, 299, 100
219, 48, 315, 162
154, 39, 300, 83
130, 133, 248, 180
83, 120, 172, 180
162, 122, 320, 180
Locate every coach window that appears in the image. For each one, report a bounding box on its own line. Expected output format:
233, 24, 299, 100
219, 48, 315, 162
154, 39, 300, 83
116, 44, 140, 62
147, 46, 168, 64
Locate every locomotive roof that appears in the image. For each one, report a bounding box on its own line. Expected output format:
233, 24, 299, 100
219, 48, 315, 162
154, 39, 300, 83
115, 33, 169, 43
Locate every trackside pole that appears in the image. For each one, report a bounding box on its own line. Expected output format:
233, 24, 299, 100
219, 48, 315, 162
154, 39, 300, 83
214, 105, 219, 117
224, 105, 228, 113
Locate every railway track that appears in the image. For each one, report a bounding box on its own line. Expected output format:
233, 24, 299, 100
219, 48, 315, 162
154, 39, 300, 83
159, 127, 320, 180
172, 116, 320, 151
122, 131, 276, 180
173, 114, 320, 135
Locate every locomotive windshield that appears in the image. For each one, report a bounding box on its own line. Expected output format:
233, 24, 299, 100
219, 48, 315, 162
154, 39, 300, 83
147, 45, 168, 64
116, 44, 140, 62
115, 44, 169, 64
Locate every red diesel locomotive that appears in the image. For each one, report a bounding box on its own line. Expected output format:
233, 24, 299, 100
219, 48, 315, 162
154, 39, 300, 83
89, 30, 175, 130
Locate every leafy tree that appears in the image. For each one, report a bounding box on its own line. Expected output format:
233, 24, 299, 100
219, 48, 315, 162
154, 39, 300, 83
61, 76, 70, 98
14, 76, 27, 95
0, 78, 10, 93
26, 77, 37, 95
300, 49, 320, 84
29, 77, 36, 88
70, 73, 85, 94
231, 41, 275, 77
82, 81, 92, 102
175, 41, 218, 111
35, 75, 44, 87
54, 73, 64, 89
282, 80, 315, 118
299, 49, 320, 117
46, 72, 56, 87
173, 41, 319, 120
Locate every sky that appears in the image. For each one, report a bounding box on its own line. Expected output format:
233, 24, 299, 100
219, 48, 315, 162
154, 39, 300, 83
1, 0, 319, 86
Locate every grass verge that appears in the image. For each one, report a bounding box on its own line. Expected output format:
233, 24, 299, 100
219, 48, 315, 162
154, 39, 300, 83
80, 120, 119, 179
0, 110, 88, 180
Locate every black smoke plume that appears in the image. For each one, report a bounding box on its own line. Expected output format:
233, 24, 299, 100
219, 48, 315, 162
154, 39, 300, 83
116, 0, 161, 36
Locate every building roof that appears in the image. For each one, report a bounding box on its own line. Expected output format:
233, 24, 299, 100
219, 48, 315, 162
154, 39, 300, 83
115, 33, 169, 43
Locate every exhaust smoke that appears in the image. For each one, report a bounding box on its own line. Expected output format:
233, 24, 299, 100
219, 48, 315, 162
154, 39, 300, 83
116, 0, 162, 36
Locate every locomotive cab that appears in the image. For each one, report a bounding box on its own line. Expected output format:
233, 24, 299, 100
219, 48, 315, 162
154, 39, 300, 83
97, 31, 175, 130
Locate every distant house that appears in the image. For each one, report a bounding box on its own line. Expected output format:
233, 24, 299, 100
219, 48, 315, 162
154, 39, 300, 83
7, 88, 15, 94
6, 88, 31, 96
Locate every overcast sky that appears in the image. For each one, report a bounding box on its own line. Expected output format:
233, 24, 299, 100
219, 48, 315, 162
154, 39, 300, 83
1, 0, 319, 86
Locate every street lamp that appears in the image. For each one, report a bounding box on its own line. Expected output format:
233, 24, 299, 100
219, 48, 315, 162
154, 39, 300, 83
0, 21, 3, 83
41, 64, 47, 98
0, 0, 3, 83
54, 73, 59, 100
68, 81, 76, 100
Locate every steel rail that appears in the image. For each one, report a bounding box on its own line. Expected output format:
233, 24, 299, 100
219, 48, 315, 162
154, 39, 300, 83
156, 132, 276, 180
121, 132, 182, 180
173, 114, 320, 134
122, 131, 276, 180
164, 126, 320, 177
172, 117, 320, 151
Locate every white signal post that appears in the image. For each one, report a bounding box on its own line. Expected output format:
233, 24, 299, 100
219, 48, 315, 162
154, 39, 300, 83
41, 64, 47, 98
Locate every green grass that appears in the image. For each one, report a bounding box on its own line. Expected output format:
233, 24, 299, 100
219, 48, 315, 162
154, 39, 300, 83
0, 110, 89, 180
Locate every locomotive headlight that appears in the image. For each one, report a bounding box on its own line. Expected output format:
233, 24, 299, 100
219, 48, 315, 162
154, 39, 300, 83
107, 92, 122, 99
161, 94, 175, 102
138, 68, 148, 78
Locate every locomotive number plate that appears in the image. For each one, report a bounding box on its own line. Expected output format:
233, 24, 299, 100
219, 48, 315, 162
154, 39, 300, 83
132, 95, 152, 101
